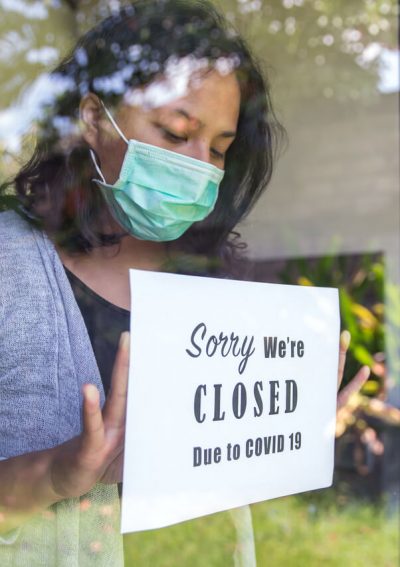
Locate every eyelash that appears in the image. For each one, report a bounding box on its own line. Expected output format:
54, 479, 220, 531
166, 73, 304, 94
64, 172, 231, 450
160, 127, 225, 160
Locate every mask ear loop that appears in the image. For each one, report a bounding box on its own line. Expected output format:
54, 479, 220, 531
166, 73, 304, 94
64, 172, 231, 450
89, 100, 129, 183
89, 149, 106, 183
100, 100, 129, 145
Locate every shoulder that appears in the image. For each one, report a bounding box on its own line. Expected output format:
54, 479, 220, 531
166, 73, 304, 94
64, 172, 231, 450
0, 209, 36, 253
0, 209, 49, 264
0, 210, 52, 304
0, 209, 32, 234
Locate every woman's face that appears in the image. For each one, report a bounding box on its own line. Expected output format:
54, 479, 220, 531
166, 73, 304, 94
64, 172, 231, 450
80, 70, 241, 185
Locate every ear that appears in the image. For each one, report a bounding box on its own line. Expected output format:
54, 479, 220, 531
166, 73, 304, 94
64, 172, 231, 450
79, 93, 103, 149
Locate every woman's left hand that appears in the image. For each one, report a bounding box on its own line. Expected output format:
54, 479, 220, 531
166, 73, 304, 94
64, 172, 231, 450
336, 330, 370, 410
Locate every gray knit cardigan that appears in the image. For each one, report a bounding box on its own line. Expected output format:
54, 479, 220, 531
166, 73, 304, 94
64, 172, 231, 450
0, 210, 124, 566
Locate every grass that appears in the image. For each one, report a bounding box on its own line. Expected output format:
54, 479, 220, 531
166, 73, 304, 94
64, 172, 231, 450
123, 492, 399, 566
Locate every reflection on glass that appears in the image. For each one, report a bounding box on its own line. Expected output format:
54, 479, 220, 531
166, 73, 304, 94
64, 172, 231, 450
0, 0, 398, 566
0, 1, 284, 565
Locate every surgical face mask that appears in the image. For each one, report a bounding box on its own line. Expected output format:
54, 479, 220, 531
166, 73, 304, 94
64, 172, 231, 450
89, 103, 225, 242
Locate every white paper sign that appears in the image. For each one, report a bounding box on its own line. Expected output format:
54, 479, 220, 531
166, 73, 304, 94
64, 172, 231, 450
121, 270, 340, 533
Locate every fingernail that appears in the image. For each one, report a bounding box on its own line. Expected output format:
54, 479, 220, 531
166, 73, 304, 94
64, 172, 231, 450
340, 330, 351, 350
119, 331, 130, 349
85, 384, 98, 403
361, 366, 371, 380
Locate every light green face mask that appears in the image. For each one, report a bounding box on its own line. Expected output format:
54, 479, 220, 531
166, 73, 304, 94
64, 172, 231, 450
90, 103, 225, 242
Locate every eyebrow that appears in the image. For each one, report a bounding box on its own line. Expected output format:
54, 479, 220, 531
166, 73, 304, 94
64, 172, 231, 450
174, 108, 237, 138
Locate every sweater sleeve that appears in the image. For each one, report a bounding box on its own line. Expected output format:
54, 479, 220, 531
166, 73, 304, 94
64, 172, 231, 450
0, 211, 61, 458
0, 211, 124, 565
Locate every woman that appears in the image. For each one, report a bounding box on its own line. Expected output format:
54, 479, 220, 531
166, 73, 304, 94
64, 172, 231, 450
0, 0, 367, 565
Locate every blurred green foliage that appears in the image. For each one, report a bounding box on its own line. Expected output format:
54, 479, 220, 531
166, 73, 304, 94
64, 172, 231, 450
277, 253, 400, 509
278, 252, 390, 395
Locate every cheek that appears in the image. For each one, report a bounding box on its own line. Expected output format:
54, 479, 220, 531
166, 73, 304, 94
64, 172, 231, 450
98, 140, 127, 184
122, 120, 160, 146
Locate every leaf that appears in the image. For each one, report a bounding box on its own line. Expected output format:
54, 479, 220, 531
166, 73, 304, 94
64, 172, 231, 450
350, 303, 378, 330
353, 344, 374, 366
361, 381, 380, 396
298, 276, 313, 287
339, 288, 359, 339
372, 303, 384, 317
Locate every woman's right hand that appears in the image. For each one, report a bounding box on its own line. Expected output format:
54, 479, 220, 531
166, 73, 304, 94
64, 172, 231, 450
48, 331, 130, 500
0, 331, 130, 534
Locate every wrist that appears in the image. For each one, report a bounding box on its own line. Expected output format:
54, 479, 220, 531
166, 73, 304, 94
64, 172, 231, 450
0, 448, 66, 534
34, 447, 66, 509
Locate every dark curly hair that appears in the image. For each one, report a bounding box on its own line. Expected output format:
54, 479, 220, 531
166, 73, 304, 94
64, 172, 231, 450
0, 0, 285, 273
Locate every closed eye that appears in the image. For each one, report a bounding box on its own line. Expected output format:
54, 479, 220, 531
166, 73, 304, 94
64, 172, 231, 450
211, 148, 225, 160
158, 124, 227, 161
160, 127, 187, 144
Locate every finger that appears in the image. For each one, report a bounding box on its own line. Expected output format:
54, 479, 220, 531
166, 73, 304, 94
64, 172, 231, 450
81, 384, 105, 454
337, 365, 370, 409
337, 330, 351, 390
103, 331, 130, 429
